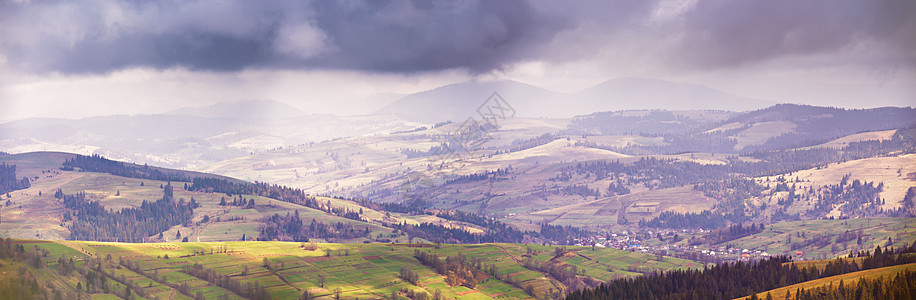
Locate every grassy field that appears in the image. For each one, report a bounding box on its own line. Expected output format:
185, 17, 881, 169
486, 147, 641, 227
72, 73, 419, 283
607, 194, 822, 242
3, 240, 703, 299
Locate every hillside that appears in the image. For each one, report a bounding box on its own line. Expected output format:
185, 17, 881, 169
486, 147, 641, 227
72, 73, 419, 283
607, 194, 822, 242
0, 240, 702, 300
743, 263, 916, 300
0, 152, 501, 245
196, 105, 916, 237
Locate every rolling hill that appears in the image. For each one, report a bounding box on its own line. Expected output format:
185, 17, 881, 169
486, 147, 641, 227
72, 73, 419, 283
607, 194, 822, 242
0, 239, 703, 300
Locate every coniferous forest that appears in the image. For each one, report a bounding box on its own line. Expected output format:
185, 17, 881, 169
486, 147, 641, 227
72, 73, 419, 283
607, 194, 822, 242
56, 183, 195, 242
0, 163, 30, 195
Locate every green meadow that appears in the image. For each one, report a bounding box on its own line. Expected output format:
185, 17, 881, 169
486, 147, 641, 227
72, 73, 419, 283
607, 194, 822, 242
3, 240, 703, 299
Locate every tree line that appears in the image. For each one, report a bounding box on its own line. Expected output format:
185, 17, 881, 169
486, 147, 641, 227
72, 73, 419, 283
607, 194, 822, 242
60, 154, 190, 182
566, 242, 916, 300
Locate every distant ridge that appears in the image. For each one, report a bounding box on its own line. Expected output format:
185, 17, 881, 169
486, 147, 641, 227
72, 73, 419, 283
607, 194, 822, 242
375, 78, 775, 123
574, 77, 774, 112
167, 99, 307, 119
375, 80, 567, 123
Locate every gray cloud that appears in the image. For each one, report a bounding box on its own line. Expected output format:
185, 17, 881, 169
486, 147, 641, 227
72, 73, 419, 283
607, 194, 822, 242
1, 0, 912, 75
675, 0, 916, 69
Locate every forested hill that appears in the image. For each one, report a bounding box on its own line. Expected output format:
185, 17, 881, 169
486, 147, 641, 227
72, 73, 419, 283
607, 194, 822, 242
724, 104, 916, 151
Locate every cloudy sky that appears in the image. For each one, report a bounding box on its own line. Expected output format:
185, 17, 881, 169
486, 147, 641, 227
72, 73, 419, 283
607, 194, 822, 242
1, 0, 914, 122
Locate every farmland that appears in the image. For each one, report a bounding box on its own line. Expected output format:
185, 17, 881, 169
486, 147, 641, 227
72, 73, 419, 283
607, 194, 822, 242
1, 240, 703, 299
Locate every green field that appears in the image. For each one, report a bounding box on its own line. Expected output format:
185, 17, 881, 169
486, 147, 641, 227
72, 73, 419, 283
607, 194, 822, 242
1, 240, 704, 299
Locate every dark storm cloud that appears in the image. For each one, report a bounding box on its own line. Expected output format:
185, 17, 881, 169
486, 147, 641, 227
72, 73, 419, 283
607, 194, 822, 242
676, 0, 916, 69
0, 0, 573, 74
1, 0, 912, 74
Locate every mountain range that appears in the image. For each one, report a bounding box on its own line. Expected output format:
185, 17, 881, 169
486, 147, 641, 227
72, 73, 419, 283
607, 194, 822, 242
376, 77, 775, 123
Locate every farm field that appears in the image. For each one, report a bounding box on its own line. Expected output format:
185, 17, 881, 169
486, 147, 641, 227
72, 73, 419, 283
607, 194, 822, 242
1, 240, 703, 299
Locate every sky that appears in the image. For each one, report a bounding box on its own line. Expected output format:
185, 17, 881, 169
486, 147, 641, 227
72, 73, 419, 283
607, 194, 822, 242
1, 0, 914, 123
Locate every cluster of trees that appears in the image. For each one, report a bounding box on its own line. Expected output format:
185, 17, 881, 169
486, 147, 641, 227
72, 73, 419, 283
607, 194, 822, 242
57, 183, 195, 242
258, 211, 370, 242
60, 154, 190, 182
414, 250, 480, 288
0, 163, 30, 196
567, 242, 916, 300
639, 210, 747, 230
399, 267, 420, 285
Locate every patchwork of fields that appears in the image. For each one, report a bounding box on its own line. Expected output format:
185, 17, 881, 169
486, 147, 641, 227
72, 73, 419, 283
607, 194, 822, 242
3, 240, 704, 299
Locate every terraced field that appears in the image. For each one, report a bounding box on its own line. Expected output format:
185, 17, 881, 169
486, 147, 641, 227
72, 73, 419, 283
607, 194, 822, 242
4, 240, 704, 299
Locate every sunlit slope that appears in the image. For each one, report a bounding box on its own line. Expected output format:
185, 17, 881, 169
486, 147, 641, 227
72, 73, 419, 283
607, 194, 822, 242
5, 240, 704, 300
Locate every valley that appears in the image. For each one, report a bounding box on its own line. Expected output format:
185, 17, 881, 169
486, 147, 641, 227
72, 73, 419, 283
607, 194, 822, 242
1, 104, 915, 299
